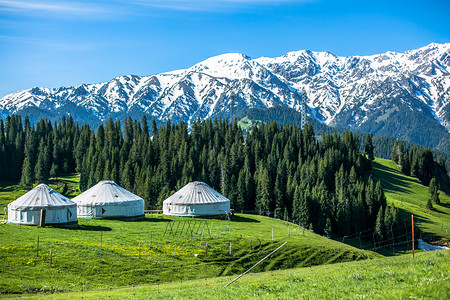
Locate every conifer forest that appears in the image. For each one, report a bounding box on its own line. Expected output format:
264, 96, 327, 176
1, 114, 440, 238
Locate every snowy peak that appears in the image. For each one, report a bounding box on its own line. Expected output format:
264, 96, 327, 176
1, 43, 449, 151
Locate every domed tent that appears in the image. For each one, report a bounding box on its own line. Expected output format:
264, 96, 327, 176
72, 181, 145, 219
163, 181, 230, 216
7, 184, 77, 226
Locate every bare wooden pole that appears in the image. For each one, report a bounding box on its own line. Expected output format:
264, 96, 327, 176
224, 242, 287, 288
411, 214, 415, 259
36, 236, 39, 257
100, 232, 102, 262
50, 248, 52, 267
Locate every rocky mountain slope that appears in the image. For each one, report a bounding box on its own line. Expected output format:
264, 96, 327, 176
1, 43, 449, 151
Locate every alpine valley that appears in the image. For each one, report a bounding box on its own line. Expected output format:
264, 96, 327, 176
1, 43, 449, 152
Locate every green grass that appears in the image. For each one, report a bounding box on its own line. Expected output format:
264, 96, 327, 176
0, 214, 374, 295
371, 158, 450, 238
13, 249, 449, 299
238, 117, 262, 131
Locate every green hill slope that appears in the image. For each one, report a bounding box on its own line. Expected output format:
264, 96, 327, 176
0, 213, 374, 295
371, 158, 450, 238
25, 249, 450, 300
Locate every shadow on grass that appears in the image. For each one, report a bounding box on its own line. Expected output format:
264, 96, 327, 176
140, 217, 171, 223
230, 215, 260, 223
372, 161, 420, 195
77, 225, 112, 231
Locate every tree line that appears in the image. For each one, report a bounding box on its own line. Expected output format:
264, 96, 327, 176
1, 114, 397, 237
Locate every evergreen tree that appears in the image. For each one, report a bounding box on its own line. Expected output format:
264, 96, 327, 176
256, 167, 271, 214
364, 134, 374, 160
375, 206, 385, 240
428, 177, 440, 204
426, 198, 433, 210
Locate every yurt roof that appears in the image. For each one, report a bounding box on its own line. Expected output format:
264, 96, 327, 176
163, 181, 230, 206
8, 184, 75, 210
72, 180, 143, 205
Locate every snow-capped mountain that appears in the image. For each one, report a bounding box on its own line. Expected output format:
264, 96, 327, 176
1, 43, 449, 151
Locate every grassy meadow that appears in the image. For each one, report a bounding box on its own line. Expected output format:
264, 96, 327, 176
12, 248, 450, 300
0, 213, 374, 295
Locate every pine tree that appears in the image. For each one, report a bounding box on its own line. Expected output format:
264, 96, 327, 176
20, 157, 34, 186
426, 198, 433, 210
428, 177, 440, 204
35, 138, 49, 183
364, 134, 374, 160
256, 168, 271, 214
391, 141, 399, 164
324, 218, 332, 237
293, 186, 310, 227
375, 206, 385, 240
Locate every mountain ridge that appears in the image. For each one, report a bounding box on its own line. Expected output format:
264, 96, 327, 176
1, 43, 449, 151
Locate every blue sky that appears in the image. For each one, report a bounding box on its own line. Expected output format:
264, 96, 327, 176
0, 0, 449, 97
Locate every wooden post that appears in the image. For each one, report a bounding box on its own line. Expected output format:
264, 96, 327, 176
229, 242, 232, 256
50, 248, 52, 267
39, 209, 46, 227
191, 230, 193, 246
36, 236, 39, 257
205, 244, 208, 256
100, 232, 102, 262
411, 214, 415, 259
201, 228, 204, 243
139, 242, 141, 259
174, 243, 177, 257
288, 226, 290, 238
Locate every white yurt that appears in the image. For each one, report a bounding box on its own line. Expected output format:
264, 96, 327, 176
163, 181, 230, 216
7, 184, 78, 226
72, 180, 145, 219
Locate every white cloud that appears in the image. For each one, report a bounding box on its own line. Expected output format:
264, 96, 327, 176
130, 0, 311, 11
0, 0, 109, 16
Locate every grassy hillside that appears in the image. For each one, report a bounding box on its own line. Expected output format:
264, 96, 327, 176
0, 213, 374, 295
371, 158, 450, 238
18, 249, 450, 300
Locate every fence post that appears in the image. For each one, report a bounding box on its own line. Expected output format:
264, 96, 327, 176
36, 236, 39, 258
272, 228, 274, 242
229, 242, 232, 256
411, 215, 415, 259
174, 242, 177, 257
100, 232, 102, 262
139, 242, 141, 259
50, 248, 52, 267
